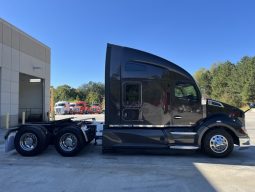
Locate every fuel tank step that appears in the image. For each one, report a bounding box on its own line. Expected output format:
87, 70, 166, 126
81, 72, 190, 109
169, 145, 199, 150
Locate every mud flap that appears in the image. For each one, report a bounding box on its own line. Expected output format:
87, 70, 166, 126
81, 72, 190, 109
81, 125, 88, 142
5, 131, 16, 152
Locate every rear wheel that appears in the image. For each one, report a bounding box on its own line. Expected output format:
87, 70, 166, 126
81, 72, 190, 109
55, 127, 85, 156
203, 129, 234, 157
14, 126, 47, 156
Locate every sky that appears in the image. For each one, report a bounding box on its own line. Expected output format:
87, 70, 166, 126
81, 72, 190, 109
1, 0, 255, 88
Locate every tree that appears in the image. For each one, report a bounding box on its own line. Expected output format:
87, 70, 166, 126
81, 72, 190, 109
194, 69, 212, 98
238, 56, 255, 103
86, 91, 100, 104
52, 81, 105, 106
211, 61, 237, 106
101, 97, 105, 110
194, 68, 206, 85
193, 56, 255, 108
54, 85, 74, 102
78, 81, 105, 104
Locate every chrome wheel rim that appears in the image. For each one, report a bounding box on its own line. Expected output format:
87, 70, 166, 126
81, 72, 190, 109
20, 133, 38, 151
59, 133, 78, 152
210, 135, 228, 153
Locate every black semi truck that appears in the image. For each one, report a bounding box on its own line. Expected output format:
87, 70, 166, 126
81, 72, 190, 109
5, 44, 250, 157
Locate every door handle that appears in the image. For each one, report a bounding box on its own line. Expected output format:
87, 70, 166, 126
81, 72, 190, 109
174, 115, 182, 119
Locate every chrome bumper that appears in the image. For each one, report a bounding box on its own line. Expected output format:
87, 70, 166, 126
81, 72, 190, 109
239, 137, 250, 149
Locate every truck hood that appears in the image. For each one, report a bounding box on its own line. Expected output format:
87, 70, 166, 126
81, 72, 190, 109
206, 99, 245, 122
55, 106, 65, 109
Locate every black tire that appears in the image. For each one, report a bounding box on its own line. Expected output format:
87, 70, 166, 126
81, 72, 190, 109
14, 126, 47, 156
203, 129, 234, 158
55, 127, 85, 157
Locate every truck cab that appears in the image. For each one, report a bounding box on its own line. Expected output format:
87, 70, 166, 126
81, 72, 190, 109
69, 103, 76, 114
103, 44, 250, 157
90, 103, 102, 114
74, 101, 90, 114
54, 101, 70, 115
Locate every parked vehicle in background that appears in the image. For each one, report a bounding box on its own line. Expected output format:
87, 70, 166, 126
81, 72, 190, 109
69, 103, 76, 114
74, 101, 90, 114
90, 103, 102, 114
54, 101, 70, 115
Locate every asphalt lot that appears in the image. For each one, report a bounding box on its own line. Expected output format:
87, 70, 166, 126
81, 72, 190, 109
0, 111, 255, 192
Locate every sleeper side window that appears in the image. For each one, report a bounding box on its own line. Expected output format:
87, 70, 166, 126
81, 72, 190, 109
123, 83, 142, 107
122, 82, 142, 121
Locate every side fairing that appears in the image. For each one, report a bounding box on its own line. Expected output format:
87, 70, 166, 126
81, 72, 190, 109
105, 45, 122, 125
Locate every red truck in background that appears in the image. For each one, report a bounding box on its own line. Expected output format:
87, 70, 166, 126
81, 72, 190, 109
73, 101, 90, 114
90, 103, 102, 114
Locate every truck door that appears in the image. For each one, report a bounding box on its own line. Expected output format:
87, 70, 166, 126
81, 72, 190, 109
172, 82, 202, 126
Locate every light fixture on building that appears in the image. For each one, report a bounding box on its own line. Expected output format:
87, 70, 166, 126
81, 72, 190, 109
30, 79, 41, 83
33, 66, 41, 70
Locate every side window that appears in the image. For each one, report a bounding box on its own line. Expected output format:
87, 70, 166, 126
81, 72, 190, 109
123, 83, 141, 107
175, 83, 198, 101
125, 63, 147, 72
122, 82, 142, 121
123, 62, 165, 79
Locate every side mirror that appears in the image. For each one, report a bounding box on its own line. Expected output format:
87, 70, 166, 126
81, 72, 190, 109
244, 103, 254, 113
249, 103, 255, 108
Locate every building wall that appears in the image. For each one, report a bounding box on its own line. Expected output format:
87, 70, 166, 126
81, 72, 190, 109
0, 18, 50, 128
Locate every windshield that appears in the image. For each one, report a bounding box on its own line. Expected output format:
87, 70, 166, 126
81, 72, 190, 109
56, 103, 65, 107
70, 104, 75, 107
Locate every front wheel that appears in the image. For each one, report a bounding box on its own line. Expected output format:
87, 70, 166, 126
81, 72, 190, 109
203, 129, 234, 158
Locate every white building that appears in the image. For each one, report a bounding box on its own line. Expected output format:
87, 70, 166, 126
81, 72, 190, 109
0, 18, 51, 128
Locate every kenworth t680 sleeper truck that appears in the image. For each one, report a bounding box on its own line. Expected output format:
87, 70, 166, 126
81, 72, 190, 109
5, 44, 250, 158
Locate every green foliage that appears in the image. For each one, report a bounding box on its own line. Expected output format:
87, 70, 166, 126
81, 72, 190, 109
101, 97, 105, 110
198, 70, 212, 98
211, 61, 235, 104
194, 56, 255, 108
86, 92, 100, 104
53, 84, 77, 102
52, 81, 105, 105
194, 68, 207, 85
78, 81, 105, 104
